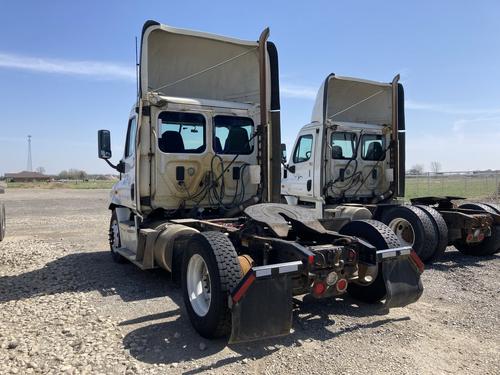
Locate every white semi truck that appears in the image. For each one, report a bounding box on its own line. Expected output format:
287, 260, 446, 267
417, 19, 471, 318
98, 21, 423, 343
282, 74, 500, 263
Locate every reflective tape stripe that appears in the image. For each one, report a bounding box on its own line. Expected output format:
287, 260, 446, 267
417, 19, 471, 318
252, 261, 302, 278
255, 268, 272, 278
232, 273, 256, 303
377, 246, 412, 260
278, 263, 299, 274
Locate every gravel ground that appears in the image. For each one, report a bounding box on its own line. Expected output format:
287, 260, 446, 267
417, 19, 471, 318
0, 189, 499, 374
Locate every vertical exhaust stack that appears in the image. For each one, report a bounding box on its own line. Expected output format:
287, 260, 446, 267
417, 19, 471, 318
391, 75, 400, 198
258, 29, 282, 203
267, 42, 282, 203
258, 28, 269, 203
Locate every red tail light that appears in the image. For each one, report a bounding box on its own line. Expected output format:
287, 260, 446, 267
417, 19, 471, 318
312, 281, 326, 296
336, 278, 348, 293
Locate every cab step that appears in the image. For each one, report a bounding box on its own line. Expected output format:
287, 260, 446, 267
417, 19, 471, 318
115, 247, 157, 270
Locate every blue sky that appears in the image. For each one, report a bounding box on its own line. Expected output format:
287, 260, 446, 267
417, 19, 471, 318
0, 0, 499, 175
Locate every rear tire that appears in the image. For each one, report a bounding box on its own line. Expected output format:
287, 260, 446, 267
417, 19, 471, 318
339, 219, 401, 304
0, 203, 5, 241
454, 203, 500, 256
109, 209, 126, 263
182, 231, 242, 338
415, 205, 448, 262
381, 205, 438, 263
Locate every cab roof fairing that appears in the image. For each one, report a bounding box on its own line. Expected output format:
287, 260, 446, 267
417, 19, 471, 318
311, 74, 393, 126
139, 21, 272, 108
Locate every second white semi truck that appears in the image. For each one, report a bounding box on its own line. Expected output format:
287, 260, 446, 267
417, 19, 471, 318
282, 74, 500, 263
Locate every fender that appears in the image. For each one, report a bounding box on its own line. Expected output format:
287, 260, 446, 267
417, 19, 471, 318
153, 224, 199, 271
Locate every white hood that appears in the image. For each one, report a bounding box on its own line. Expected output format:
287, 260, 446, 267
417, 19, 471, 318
311, 75, 393, 125
140, 22, 263, 104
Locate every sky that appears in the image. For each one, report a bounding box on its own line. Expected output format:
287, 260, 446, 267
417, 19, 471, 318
0, 0, 499, 175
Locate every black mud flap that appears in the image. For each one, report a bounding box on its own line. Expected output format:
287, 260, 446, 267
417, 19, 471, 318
229, 261, 302, 344
382, 251, 424, 308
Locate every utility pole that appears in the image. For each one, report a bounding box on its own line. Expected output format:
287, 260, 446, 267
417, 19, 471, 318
27, 135, 33, 172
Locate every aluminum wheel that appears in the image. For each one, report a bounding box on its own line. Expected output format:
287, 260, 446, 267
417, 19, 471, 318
186, 254, 212, 317
111, 219, 120, 250
388, 218, 415, 247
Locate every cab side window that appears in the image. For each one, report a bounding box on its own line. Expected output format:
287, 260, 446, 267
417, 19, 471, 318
125, 117, 137, 158
293, 134, 313, 163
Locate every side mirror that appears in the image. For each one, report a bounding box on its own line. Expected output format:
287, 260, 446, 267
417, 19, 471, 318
98, 130, 112, 160
288, 165, 296, 174
280, 143, 287, 163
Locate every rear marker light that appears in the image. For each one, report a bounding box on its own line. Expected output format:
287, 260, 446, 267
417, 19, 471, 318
308, 255, 315, 265
336, 279, 348, 293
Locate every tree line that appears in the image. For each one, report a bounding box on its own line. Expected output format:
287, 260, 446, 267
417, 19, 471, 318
407, 161, 442, 175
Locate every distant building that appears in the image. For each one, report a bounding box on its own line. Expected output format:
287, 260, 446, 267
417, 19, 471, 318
5, 171, 51, 182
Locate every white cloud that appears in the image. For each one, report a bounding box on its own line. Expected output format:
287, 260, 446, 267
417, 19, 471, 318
0, 52, 135, 81
281, 83, 317, 100
406, 99, 500, 116
406, 114, 500, 171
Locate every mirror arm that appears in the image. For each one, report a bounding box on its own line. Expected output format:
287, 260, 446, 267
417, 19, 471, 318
104, 159, 125, 173
282, 162, 295, 173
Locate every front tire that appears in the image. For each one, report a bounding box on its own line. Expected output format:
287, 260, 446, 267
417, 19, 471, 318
182, 231, 242, 339
0, 203, 5, 241
339, 219, 401, 303
109, 209, 126, 263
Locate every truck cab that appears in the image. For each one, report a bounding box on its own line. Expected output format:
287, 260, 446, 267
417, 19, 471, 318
282, 74, 405, 214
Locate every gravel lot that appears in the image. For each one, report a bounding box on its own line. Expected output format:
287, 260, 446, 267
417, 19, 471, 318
0, 189, 499, 374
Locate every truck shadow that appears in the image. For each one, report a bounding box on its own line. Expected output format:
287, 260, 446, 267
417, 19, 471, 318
121, 293, 408, 371
427, 248, 499, 271
0, 249, 409, 372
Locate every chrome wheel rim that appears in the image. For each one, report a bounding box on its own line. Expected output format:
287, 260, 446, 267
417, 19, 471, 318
111, 219, 120, 250
187, 254, 211, 317
388, 218, 415, 247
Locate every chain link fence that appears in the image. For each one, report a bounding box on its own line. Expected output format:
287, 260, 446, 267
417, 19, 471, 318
405, 171, 500, 201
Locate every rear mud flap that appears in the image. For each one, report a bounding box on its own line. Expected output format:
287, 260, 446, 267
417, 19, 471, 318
229, 261, 302, 344
382, 253, 424, 308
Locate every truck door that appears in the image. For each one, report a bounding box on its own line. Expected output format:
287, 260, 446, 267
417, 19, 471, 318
287, 132, 315, 197
116, 116, 138, 209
